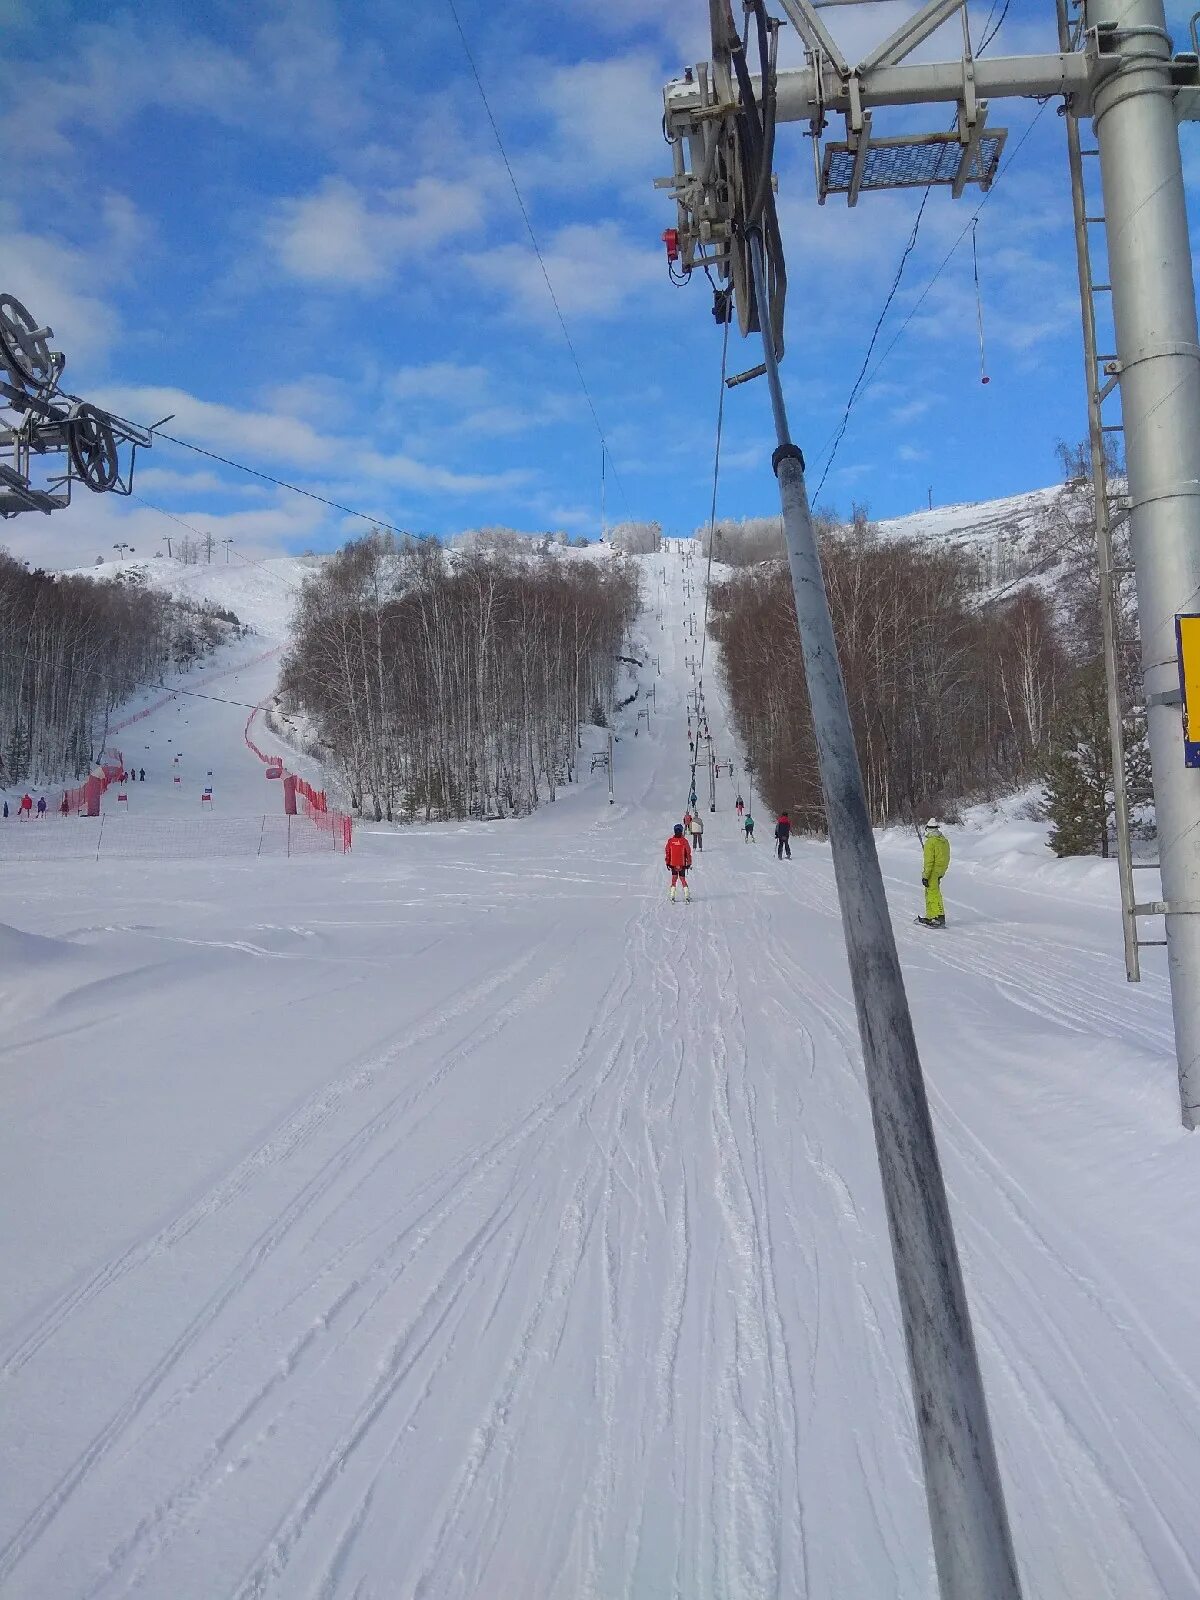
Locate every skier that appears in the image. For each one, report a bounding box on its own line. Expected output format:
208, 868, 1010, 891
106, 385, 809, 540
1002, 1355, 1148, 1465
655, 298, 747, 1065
139, 768, 145, 782
775, 810, 792, 859
665, 822, 692, 902
917, 818, 951, 928
2, 801, 7, 818
59, 792, 69, 816
683, 809, 693, 835
744, 813, 755, 842
690, 811, 704, 852
18, 793, 32, 819
36, 795, 47, 818
735, 794, 744, 818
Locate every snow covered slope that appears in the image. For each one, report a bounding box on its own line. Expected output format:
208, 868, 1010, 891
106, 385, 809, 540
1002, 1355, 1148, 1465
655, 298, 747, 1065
75, 553, 319, 643
1, 547, 1197, 1599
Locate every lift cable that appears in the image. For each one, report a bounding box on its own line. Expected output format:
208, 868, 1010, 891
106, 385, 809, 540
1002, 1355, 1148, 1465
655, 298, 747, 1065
443, 0, 634, 522
812, 185, 934, 501
129, 493, 309, 601
810, 4, 1032, 498
810, 99, 1052, 486
698, 304, 732, 685
150, 433, 429, 546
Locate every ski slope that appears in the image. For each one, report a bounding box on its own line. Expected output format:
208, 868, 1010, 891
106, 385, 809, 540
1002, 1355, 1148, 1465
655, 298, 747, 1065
2, 548, 1198, 1599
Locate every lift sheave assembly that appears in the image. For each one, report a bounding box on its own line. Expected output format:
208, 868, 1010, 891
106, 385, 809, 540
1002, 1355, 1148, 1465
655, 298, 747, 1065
0, 292, 156, 520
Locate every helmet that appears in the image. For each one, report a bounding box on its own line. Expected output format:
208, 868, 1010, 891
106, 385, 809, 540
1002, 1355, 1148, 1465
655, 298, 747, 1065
673, 823, 684, 835
926, 818, 941, 829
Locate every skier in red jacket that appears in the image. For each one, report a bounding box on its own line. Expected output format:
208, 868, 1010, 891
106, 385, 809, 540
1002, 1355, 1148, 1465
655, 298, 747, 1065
664, 822, 693, 901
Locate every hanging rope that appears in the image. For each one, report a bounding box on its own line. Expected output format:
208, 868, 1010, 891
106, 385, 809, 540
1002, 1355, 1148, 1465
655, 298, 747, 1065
972, 219, 990, 386
680, 299, 731, 815
698, 299, 731, 686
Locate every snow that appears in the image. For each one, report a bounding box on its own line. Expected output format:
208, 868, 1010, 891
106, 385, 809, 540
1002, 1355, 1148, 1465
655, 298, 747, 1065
2, 547, 1198, 1598
74, 554, 318, 643
870, 485, 1065, 553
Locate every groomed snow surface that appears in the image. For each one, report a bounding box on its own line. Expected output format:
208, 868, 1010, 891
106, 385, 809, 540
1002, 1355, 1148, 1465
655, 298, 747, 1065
2, 548, 1199, 1599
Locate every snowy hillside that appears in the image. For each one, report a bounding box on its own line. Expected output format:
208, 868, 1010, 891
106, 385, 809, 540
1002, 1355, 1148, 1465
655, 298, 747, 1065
873, 483, 1064, 563
1, 542, 1197, 1599
74, 553, 322, 643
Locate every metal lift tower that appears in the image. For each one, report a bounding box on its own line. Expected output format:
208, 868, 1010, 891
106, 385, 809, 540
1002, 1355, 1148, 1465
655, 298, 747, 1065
658, 1, 1200, 1594
658, 0, 1200, 1127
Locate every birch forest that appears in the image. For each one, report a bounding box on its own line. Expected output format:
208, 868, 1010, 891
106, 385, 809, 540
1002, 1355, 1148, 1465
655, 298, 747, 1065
281, 533, 640, 821
0, 553, 242, 787
710, 526, 1069, 829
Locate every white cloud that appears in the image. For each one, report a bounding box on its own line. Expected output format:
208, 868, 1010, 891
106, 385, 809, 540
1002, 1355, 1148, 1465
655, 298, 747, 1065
539, 54, 665, 180
464, 221, 663, 322
270, 177, 484, 286
0, 196, 150, 374
388, 362, 491, 404
94, 386, 339, 470
352, 451, 530, 495
134, 467, 269, 498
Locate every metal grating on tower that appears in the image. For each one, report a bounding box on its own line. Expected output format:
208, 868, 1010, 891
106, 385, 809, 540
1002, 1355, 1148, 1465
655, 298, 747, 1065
821, 129, 1007, 197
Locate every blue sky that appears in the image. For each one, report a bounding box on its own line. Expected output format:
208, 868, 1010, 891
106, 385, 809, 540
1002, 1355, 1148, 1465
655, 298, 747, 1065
2, 0, 1199, 567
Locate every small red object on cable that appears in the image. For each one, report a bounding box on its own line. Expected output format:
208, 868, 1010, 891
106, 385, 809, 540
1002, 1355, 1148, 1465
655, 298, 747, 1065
662, 228, 679, 263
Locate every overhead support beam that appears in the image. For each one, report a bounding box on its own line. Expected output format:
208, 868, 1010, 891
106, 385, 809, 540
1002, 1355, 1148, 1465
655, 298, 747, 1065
775, 0, 851, 78
767, 52, 1095, 119
952, 101, 989, 197
859, 0, 966, 74
847, 108, 873, 205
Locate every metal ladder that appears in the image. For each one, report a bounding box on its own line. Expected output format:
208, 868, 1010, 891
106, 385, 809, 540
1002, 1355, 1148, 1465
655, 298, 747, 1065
1060, 0, 1157, 979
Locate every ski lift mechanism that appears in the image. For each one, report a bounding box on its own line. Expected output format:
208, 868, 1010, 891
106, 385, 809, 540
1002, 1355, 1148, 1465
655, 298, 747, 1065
0, 293, 158, 518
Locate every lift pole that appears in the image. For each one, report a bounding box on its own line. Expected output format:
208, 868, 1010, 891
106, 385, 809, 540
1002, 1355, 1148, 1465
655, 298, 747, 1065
1059, 0, 1140, 983
749, 226, 1022, 1600
1085, 0, 1200, 1125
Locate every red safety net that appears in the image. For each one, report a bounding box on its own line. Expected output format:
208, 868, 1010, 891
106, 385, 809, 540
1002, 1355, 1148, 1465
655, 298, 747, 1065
61, 770, 109, 816
243, 705, 353, 851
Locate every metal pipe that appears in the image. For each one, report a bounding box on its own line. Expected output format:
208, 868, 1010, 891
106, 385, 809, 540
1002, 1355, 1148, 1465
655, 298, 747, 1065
1059, 0, 1141, 983
748, 225, 1023, 1600
669, 52, 1095, 120
1089, 0, 1200, 1125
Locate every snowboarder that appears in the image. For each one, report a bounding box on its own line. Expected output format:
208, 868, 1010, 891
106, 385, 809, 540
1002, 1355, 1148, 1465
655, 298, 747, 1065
744, 813, 755, 842
665, 822, 692, 902
775, 811, 792, 859
36, 795, 47, 818
18, 793, 32, 819
917, 819, 951, 928
735, 794, 744, 818
690, 812, 704, 851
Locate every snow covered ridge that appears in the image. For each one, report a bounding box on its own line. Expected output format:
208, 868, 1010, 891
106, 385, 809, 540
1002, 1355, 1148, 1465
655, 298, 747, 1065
704, 481, 1082, 599
63, 555, 324, 644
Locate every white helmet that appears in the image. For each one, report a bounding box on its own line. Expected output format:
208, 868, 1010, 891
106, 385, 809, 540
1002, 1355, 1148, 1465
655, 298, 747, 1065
926, 818, 941, 829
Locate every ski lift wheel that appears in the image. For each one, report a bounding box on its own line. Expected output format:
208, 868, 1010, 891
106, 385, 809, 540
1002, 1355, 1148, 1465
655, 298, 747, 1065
68, 402, 120, 492
0, 294, 54, 388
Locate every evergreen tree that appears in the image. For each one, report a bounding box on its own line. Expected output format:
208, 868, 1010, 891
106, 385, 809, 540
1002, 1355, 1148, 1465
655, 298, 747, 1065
1042, 660, 1151, 857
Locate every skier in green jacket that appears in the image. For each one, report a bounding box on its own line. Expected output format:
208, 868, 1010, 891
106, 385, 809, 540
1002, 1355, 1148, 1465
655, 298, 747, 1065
917, 819, 951, 927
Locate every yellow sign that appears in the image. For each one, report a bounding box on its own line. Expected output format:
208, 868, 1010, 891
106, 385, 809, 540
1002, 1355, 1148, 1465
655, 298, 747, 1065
1176, 614, 1200, 764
